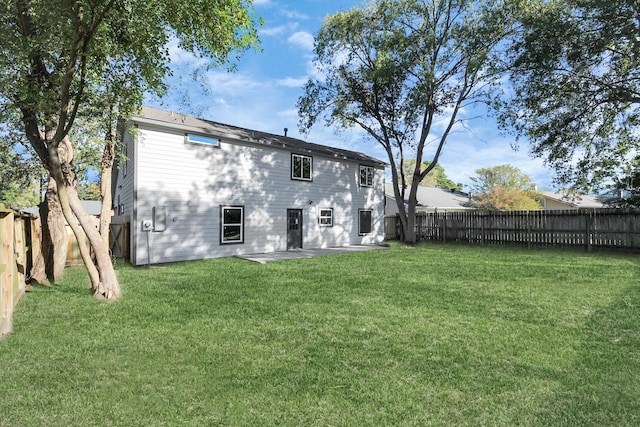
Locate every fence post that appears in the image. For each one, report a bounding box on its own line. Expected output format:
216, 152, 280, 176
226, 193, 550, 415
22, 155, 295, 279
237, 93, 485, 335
1, 209, 15, 337
526, 211, 531, 249
585, 210, 593, 252
442, 212, 447, 243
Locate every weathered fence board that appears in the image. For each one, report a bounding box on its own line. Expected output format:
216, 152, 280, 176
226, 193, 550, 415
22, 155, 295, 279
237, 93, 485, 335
391, 209, 640, 251
0, 206, 38, 337
1, 209, 14, 336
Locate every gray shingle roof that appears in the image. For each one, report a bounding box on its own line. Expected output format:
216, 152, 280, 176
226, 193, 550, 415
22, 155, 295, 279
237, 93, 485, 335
541, 191, 604, 208
134, 106, 387, 167
17, 200, 102, 216
385, 183, 471, 210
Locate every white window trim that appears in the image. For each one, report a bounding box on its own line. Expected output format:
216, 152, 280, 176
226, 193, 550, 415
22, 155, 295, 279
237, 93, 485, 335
318, 208, 333, 227
292, 153, 313, 181
186, 133, 220, 147
359, 165, 374, 187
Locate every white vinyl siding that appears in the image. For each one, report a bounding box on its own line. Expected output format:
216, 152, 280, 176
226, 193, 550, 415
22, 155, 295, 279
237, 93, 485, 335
113, 131, 135, 217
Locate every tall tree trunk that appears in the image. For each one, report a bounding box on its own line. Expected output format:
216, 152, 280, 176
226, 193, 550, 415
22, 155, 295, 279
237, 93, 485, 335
403, 211, 417, 245
403, 182, 419, 245
99, 134, 115, 245
29, 177, 68, 284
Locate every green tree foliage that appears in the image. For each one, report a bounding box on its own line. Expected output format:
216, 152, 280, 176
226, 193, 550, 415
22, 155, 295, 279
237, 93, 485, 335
402, 159, 462, 190
468, 164, 542, 210
0, 137, 44, 207
298, 0, 512, 243
0, 0, 259, 298
496, 0, 640, 193
606, 156, 640, 207
71, 120, 116, 201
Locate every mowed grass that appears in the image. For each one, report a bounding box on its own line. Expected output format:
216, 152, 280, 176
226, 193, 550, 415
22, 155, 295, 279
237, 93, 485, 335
1, 243, 639, 426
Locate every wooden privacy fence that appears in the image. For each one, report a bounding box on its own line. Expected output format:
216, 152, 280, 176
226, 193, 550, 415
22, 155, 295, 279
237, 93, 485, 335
1, 204, 40, 337
393, 209, 640, 251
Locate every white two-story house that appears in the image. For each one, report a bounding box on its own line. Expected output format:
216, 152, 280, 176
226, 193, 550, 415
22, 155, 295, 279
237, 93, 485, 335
111, 106, 386, 265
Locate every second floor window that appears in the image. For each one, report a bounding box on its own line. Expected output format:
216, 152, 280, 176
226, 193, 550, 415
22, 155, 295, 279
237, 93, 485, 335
292, 154, 313, 181
360, 165, 374, 187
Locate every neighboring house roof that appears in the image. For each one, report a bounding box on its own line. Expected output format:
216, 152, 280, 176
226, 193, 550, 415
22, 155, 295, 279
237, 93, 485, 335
18, 206, 39, 215
598, 189, 631, 205
133, 106, 387, 168
385, 183, 472, 212
540, 191, 604, 209
81, 200, 103, 216
18, 200, 103, 216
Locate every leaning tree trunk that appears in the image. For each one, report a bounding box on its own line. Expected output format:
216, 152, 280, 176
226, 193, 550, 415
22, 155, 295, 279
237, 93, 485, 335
65, 182, 121, 299
29, 176, 68, 284
50, 136, 122, 300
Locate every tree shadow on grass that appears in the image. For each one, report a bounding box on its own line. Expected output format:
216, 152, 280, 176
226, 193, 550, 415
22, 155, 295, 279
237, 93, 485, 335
532, 285, 640, 426
25, 266, 94, 298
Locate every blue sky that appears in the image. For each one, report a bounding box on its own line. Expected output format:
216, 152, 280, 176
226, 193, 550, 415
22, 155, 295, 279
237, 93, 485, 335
145, 0, 555, 191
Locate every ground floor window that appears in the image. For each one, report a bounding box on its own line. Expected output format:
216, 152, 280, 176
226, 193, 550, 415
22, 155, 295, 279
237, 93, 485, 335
319, 208, 333, 227
221, 206, 244, 244
359, 209, 372, 235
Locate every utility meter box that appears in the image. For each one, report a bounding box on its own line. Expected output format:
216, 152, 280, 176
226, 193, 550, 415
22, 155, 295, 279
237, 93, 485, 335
141, 219, 153, 231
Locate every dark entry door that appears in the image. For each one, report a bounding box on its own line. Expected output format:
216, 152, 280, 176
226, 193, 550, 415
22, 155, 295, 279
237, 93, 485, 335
287, 209, 303, 250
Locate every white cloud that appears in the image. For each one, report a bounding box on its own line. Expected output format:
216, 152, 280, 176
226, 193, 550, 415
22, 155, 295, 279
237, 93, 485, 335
166, 37, 206, 68
288, 31, 315, 51
276, 77, 308, 88
283, 10, 310, 20
260, 23, 299, 37
205, 70, 266, 94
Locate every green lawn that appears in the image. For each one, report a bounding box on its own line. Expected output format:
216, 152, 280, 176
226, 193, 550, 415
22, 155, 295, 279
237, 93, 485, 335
1, 243, 639, 426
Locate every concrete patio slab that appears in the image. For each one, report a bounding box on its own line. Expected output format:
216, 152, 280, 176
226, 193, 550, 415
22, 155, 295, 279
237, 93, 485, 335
235, 244, 389, 264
